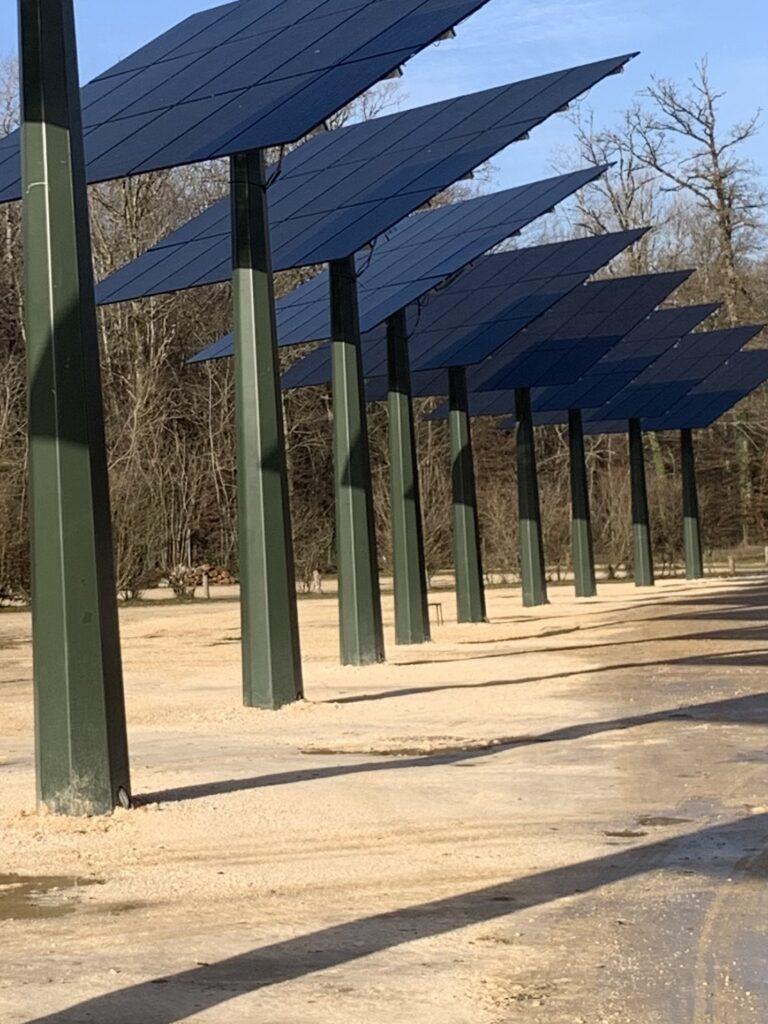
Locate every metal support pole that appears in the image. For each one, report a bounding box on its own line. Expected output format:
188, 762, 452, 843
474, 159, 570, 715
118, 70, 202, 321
231, 150, 303, 708
20, 0, 130, 815
515, 388, 549, 607
628, 418, 655, 587
449, 367, 487, 623
330, 256, 385, 665
681, 428, 704, 580
387, 310, 431, 645
568, 408, 597, 598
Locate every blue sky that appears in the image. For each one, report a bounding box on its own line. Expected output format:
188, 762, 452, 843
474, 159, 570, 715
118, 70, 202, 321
1, 0, 765, 189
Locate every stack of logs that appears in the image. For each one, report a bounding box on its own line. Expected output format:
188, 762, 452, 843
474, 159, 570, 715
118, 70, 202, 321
187, 565, 236, 587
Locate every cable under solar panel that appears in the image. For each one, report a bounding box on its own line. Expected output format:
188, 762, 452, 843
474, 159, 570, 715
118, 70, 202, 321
280, 230, 647, 395
191, 166, 609, 363
95, 54, 635, 302
0, 0, 501, 201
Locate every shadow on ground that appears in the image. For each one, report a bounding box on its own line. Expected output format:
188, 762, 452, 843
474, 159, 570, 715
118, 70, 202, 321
23, 813, 768, 1024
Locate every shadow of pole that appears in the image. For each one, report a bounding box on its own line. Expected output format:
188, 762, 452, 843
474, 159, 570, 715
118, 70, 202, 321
23, 812, 768, 1023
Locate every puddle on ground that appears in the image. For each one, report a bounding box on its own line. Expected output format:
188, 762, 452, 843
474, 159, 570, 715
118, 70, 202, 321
636, 816, 694, 828
604, 829, 649, 839
0, 874, 100, 921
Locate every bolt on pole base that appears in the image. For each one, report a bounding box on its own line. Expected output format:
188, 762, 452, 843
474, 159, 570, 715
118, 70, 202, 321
387, 310, 431, 646
21, 0, 130, 815
449, 367, 488, 624
628, 418, 655, 588
681, 428, 704, 581
330, 257, 386, 666
568, 408, 597, 598
231, 150, 304, 709
515, 388, 549, 608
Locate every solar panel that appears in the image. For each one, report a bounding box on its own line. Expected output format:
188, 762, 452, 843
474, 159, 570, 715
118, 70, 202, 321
424, 296, 711, 425
532, 304, 719, 413
643, 351, 768, 430
586, 325, 764, 423
471, 271, 692, 392
95, 54, 635, 302
581, 348, 768, 436
279, 229, 646, 394
0, 0, 499, 201
191, 166, 609, 363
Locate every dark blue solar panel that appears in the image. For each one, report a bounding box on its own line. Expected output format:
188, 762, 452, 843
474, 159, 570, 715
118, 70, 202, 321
95, 53, 634, 300
190, 166, 609, 363
532, 304, 719, 413
587, 325, 763, 422
279, 229, 646, 394
643, 352, 768, 430
471, 271, 692, 392
0, 0, 499, 201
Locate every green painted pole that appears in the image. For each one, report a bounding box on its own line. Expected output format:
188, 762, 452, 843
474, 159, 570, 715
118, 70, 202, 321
387, 310, 431, 645
681, 427, 704, 580
568, 408, 597, 598
330, 256, 385, 665
628, 418, 655, 587
20, 0, 130, 815
230, 150, 303, 708
515, 388, 549, 607
449, 367, 487, 623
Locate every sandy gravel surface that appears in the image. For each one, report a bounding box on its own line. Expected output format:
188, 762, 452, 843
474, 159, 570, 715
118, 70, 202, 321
1, 577, 767, 1023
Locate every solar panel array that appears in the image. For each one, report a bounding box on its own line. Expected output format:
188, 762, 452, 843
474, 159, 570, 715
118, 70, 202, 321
96, 54, 633, 302
472, 271, 692, 392
585, 324, 764, 426
193, 166, 609, 363
532, 304, 719, 413
642, 351, 768, 431
0, 0, 496, 201
424, 305, 720, 423
279, 230, 646, 393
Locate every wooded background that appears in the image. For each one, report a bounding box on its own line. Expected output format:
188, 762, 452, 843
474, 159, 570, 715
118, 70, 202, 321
0, 60, 766, 600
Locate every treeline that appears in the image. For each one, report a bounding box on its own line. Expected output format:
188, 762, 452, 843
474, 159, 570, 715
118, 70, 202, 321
0, 60, 766, 600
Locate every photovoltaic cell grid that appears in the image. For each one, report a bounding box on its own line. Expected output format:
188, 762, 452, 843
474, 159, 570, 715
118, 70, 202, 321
280, 229, 646, 395
95, 54, 634, 302
471, 270, 693, 393
585, 324, 765, 425
0, 0, 495, 201
642, 351, 768, 431
192, 166, 609, 363
532, 303, 720, 414
421, 307, 720, 421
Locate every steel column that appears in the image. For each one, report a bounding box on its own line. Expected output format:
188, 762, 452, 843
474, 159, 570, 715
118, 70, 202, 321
681, 428, 704, 580
230, 150, 303, 708
387, 310, 431, 645
449, 367, 487, 623
330, 256, 385, 665
515, 388, 549, 607
628, 418, 655, 587
20, 0, 130, 815
568, 408, 597, 598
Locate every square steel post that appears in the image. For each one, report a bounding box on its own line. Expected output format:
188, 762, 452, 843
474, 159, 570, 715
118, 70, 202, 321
387, 309, 431, 645
568, 408, 597, 598
329, 256, 385, 665
515, 388, 549, 607
681, 427, 704, 580
448, 367, 487, 623
230, 150, 304, 708
19, 0, 130, 815
628, 418, 655, 587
